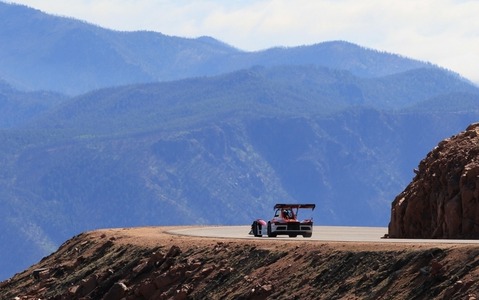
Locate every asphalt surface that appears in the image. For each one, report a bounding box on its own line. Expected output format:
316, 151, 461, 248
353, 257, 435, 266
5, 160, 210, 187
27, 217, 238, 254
168, 225, 479, 244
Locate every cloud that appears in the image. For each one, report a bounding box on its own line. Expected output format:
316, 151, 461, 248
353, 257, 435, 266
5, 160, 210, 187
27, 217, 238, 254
7, 0, 479, 82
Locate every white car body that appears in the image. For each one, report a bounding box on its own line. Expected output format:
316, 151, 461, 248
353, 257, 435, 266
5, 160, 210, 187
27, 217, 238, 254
250, 203, 315, 238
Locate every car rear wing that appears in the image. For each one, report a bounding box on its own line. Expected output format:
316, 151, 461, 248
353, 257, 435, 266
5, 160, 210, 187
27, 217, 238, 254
274, 204, 315, 210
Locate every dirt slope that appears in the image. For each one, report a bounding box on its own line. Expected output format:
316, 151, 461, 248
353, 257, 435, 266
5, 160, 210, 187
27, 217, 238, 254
1, 227, 479, 300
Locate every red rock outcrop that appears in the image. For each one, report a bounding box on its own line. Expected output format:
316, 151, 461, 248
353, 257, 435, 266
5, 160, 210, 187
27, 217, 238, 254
389, 123, 479, 238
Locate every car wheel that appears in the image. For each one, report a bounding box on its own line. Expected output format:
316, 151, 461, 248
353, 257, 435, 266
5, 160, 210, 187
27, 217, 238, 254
303, 233, 312, 238
288, 234, 297, 238
267, 221, 276, 237
252, 221, 262, 237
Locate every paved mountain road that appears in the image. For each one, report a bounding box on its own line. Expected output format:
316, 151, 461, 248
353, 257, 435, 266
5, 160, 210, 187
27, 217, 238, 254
168, 226, 479, 244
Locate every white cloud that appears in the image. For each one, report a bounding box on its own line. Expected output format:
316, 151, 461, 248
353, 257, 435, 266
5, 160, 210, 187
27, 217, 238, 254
7, 0, 479, 82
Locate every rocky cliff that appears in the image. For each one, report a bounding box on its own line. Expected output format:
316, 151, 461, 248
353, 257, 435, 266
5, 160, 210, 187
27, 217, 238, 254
2, 227, 479, 299
389, 123, 479, 238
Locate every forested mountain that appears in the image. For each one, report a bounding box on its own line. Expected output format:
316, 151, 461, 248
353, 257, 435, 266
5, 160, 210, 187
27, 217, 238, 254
2, 65, 479, 280
0, 80, 66, 128
1, 0, 479, 282
0, 2, 436, 95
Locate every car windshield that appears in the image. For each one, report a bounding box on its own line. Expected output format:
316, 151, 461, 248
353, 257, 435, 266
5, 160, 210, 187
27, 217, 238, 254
285, 209, 294, 218
275, 209, 295, 219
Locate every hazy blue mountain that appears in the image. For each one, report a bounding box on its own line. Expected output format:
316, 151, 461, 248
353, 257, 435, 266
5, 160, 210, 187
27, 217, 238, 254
1, 64, 478, 280
0, 2, 439, 95
402, 92, 479, 112
23, 65, 479, 135
1, 110, 478, 280
0, 2, 238, 95
0, 80, 66, 128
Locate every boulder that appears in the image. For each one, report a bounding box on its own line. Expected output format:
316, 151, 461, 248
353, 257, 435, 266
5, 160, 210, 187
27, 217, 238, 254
389, 123, 479, 238
103, 282, 128, 300
137, 281, 157, 299
166, 245, 181, 257
74, 274, 98, 297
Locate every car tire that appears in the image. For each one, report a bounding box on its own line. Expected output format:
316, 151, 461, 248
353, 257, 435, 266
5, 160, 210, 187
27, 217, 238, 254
288, 234, 297, 238
267, 221, 276, 237
252, 221, 262, 237
303, 233, 312, 238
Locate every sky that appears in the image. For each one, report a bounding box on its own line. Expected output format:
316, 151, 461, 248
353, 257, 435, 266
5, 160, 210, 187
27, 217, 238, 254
7, 0, 479, 84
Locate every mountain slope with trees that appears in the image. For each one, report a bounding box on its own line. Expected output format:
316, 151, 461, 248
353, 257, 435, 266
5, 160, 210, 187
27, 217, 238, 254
0, 80, 66, 128
1, 65, 478, 280
0, 2, 438, 95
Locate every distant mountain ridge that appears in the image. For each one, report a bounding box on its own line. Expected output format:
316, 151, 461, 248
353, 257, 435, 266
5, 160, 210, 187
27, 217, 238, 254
23, 65, 479, 134
0, 79, 66, 128
0, 1, 441, 95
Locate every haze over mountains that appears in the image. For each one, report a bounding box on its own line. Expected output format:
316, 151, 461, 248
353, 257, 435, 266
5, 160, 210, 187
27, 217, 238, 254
1, 2, 438, 96
1, 1, 479, 280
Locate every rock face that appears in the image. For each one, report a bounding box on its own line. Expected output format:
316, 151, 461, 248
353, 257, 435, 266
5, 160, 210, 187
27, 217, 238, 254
4, 228, 479, 299
389, 123, 479, 238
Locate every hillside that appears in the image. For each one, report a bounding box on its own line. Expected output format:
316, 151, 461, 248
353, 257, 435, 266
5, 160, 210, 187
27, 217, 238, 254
1, 227, 479, 299
22, 65, 479, 134
2, 0, 479, 284
1, 63, 479, 281
0, 2, 435, 95
0, 80, 66, 128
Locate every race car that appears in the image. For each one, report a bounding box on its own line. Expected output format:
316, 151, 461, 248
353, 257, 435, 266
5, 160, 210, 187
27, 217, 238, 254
250, 203, 315, 238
